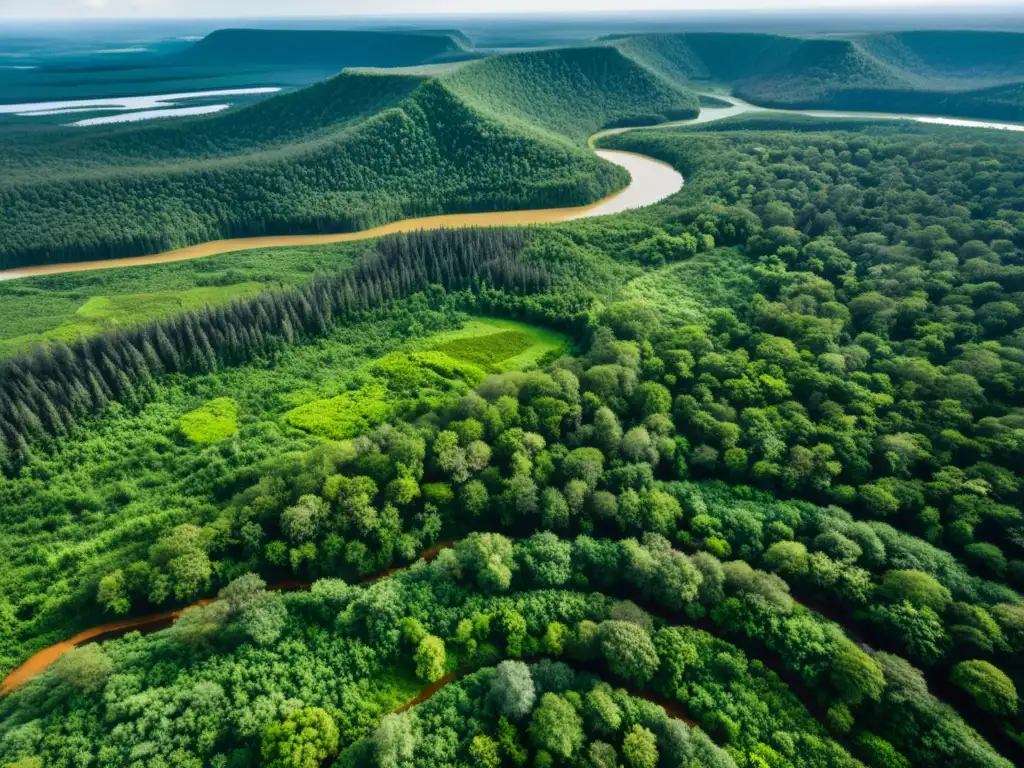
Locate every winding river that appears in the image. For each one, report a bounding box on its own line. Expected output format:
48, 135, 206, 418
2, 93, 1021, 282
0, 150, 683, 282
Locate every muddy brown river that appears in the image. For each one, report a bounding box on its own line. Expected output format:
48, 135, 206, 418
2, 95, 1021, 282
0, 542, 455, 695
0, 150, 682, 281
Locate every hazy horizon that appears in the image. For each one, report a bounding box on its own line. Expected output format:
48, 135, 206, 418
2, 0, 1023, 21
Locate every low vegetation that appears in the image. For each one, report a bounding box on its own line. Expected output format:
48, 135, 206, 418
0, 282, 264, 358
178, 397, 239, 444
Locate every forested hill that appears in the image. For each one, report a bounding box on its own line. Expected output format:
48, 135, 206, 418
1, 71, 429, 172
441, 46, 700, 144
857, 31, 1024, 83
608, 31, 1024, 121
0, 46, 699, 270
0, 28, 478, 105
174, 28, 475, 67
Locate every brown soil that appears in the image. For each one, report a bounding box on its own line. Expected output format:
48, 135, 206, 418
395, 672, 460, 714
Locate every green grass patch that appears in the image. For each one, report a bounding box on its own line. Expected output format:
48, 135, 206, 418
178, 397, 239, 443
366, 668, 431, 709
284, 384, 393, 441
0, 282, 264, 357
284, 351, 483, 441
282, 318, 567, 441
422, 317, 571, 372
371, 351, 487, 390
435, 330, 535, 366
0, 241, 371, 360
79, 283, 262, 323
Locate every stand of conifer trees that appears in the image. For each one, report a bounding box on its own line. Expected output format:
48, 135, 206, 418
0, 228, 543, 469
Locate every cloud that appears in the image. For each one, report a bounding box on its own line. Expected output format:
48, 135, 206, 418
81, 0, 109, 8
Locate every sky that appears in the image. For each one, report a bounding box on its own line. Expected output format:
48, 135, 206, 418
0, 0, 1020, 20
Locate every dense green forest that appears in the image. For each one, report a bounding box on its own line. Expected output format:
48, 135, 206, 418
0, 46, 699, 271
442, 46, 699, 144
0, 76, 623, 270
2, 70, 1024, 768
606, 31, 1024, 121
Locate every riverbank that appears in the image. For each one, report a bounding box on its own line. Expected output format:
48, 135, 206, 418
3, 94, 1022, 283
0, 150, 682, 282
0, 540, 455, 695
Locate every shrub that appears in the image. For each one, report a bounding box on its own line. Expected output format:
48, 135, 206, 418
261, 707, 339, 768
178, 397, 238, 443
950, 660, 1019, 716
414, 635, 447, 682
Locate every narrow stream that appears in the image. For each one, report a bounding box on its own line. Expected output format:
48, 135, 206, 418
0, 541, 455, 695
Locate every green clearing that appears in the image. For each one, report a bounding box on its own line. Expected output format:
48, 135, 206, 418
284, 384, 394, 441
369, 351, 488, 391
434, 330, 535, 366
178, 397, 239, 444
620, 247, 756, 325
423, 317, 571, 371
0, 282, 264, 357
284, 318, 569, 440
0, 242, 371, 359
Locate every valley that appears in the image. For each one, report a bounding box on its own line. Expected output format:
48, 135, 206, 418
3, 91, 1021, 289
1, 15, 1023, 768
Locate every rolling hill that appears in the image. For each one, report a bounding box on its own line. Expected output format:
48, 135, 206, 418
608, 31, 1024, 121
859, 31, 1024, 84
0, 46, 699, 270
443, 45, 700, 143
173, 28, 476, 68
